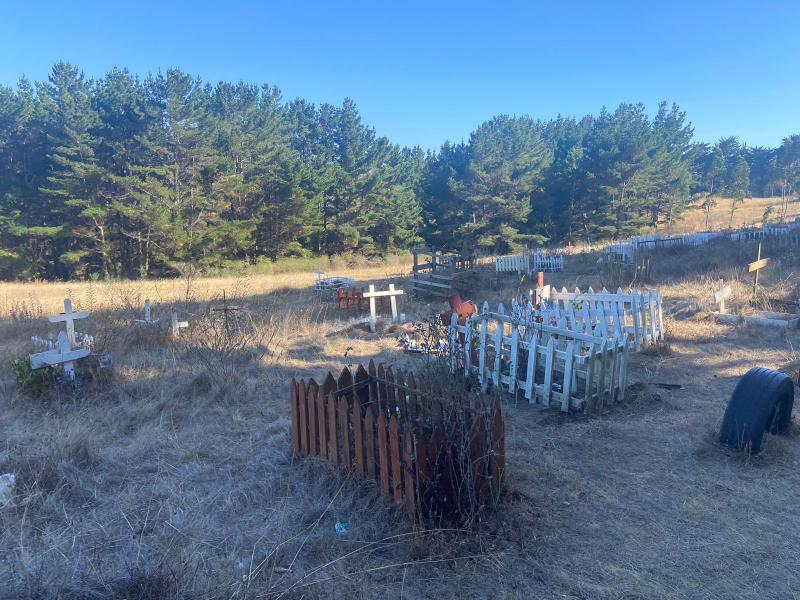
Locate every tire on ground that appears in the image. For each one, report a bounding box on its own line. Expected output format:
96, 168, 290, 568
719, 367, 795, 454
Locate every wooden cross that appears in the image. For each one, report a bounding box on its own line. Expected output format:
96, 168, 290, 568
211, 291, 242, 331
47, 298, 89, 346
748, 242, 770, 295
714, 279, 732, 314
363, 284, 404, 332
171, 312, 189, 339
31, 299, 91, 380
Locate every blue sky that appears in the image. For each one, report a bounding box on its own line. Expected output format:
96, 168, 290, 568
1, 1, 798, 150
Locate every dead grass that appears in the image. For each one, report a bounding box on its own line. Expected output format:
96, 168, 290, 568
652, 195, 800, 234
1, 244, 800, 598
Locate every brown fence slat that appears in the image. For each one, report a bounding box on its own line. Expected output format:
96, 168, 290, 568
377, 364, 386, 414
298, 380, 308, 455
338, 396, 351, 470
406, 372, 419, 425
395, 370, 406, 423
290, 378, 300, 456
364, 406, 376, 481
307, 380, 319, 456
337, 367, 353, 401
355, 364, 370, 406
389, 416, 403, 502
415, 438, 431, 508
385, 366, 397, 418
327, 391, 338, 464
316, 386, 328, 460
377, 413, 390, 495
353, 395, 364, 476
403, 430, 416, 517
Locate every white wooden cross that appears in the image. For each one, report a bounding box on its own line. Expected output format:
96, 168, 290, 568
714, 280, 732, 314
171, 312, 189, 339
30, 298, 91, 380
363, 284, 404, 332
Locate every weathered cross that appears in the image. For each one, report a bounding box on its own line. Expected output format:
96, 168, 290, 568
30, 298, 91, 380
363, 284, 404, 332
714, 279, 732, 314
48, 298, 89, 346
171, 312, 189, 339
212, 291, 243, 331
748, 242, 770, 295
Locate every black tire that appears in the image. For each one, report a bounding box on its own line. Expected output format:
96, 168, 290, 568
719, 367, 795, 454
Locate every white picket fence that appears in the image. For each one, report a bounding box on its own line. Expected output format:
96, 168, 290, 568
605, 222, 800, 263
543, 286, 664, 351
495, 249, 565, 274
449, 303, 628, 412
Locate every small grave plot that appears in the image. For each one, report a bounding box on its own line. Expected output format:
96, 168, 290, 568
290, 361, 505, 523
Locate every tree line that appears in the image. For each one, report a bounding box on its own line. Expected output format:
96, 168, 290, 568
1, 63, 798, 280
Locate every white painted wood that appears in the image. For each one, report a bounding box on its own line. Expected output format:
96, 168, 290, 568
171, 312, 189, 338
364, 283, 404, 331
48, 298, 88, 346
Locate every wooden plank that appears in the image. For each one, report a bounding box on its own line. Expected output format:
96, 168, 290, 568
338, 396, 351, 469
307, 379, 319, 456
403, 430, 416, 517
748, 257, 770, 272
389, 416, 403, 502
316, 387, 328, 459
290, 379, 300, 456
364, 406, 376, 481
395, 370, 406, 423
298, 380, 308, 455
352, 395, 364, 476
337, 367, 353, 401
406, 372, 419, 425
561, 341, 575, 412
377, 413, 390, 495
327, 392, 338, 464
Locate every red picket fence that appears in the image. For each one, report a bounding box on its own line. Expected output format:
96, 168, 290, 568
290, 361, 505, 520
336, 288, 391, 311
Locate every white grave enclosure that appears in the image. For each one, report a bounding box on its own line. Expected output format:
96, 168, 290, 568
29, 299, 91, 380
363, 284, 404, 332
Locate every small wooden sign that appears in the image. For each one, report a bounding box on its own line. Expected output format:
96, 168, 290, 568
748, 258, 770, 273
714, 286, 732, 304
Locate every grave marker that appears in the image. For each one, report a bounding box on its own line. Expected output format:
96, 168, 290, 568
714, 280, 732, 314
748, 242, 770, 295
363, 284, 404, 332
30, 298, 91, 380
171, 312, 189, 338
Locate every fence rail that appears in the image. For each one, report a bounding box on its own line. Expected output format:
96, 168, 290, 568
290, 361, 505, 519
495, 249, 565, 274
545, 286, 664, 351
449, 304, 628, 412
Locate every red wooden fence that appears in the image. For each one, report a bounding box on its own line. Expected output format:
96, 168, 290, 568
290, 360, 505, 520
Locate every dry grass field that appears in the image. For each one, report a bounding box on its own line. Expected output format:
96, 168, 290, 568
2, 239, 800, 599
653, 195, 800, 234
